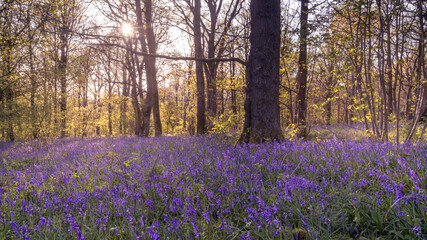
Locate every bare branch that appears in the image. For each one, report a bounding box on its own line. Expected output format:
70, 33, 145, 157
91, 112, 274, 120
94, 42, 248, 66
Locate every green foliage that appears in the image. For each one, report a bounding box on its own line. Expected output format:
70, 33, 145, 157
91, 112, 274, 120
283, 124, 299, 140
210, 113, 242, 134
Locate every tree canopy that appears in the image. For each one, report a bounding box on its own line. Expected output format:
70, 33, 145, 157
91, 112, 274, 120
1, 0, 426, 143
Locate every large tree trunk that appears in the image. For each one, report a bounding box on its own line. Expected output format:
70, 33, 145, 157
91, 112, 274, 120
295, 0, 309, 139
194, 0, 206, 134
239, 0, 283, 143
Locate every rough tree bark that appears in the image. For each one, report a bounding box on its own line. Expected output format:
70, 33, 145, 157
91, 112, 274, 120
239, 0, 283, 143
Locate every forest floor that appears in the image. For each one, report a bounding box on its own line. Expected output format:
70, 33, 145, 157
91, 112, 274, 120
0, 126, 426, 239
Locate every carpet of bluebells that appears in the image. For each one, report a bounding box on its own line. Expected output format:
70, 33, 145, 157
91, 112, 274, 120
0, 135, 426, 239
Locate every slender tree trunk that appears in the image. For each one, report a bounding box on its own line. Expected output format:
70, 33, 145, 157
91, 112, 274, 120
206, 1, 218, 129
325, 70, 334, 125
28, 20, 38, 139
203, 0, 241, 130
377, 0, 388, 140
345, 97, 350, 125
349, 82, 356, 124
385, 6, 393, 141
356, 66, 369, 130
231, 50, 237, 115
127, 40, 143, 136
6, 89, 14, 141
324, 41, 335, 126
134, 0, 162, 137
43, 58, 50, 138
395, 10, 403, 144
286, 69, 294, 124
53, 57, 58, 135
135, 0, 151, 136
406, 1, 426, 141
396, 69, 402, 144
144, 0, 162, 136
107, 55, 113, 136
82, 53, 89, 138
108, 87, 113, 136
120, 62, 128, 135
59, 28, 68, 138
183, 64, 192, 132
29, 46, 38, 139
405, 84, 413, 120
194, 0, 206, 134
364, 0, 379, 137
4, 36, 14, 142
295, 0, 309, 138
219, 65, 225, 115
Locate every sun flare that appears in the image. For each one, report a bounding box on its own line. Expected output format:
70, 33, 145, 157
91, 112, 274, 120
122, 22, 133, 37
